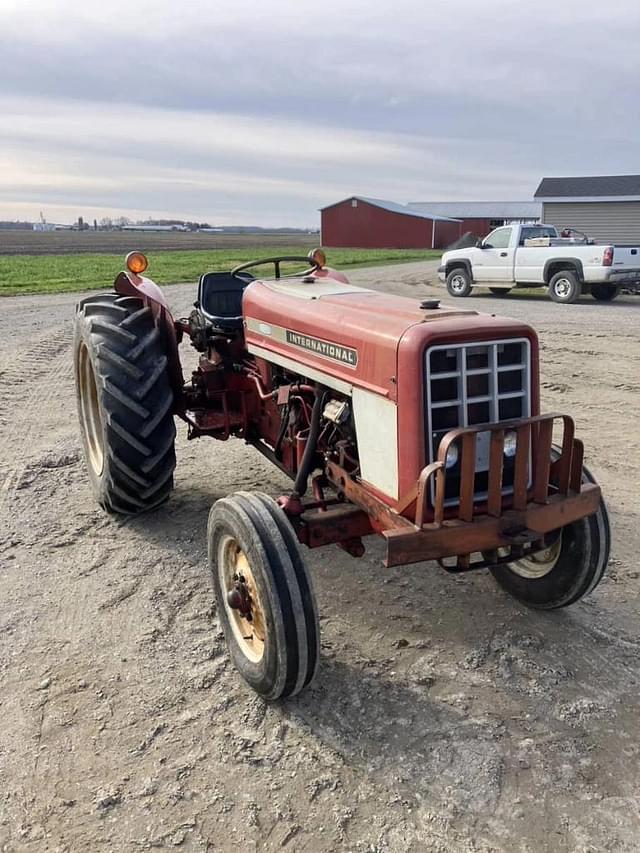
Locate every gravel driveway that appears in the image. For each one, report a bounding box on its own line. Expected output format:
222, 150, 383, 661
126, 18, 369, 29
1, 261, 639, 852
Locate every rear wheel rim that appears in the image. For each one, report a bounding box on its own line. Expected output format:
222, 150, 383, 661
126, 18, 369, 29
78, 343, 104, 476
554, 278, 572, 298
506, 535, 563, 579
219, 536, 266, 663
450, 274, 467, 294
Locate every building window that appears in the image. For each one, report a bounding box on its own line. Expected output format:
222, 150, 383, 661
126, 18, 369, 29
351, 199, 358, 208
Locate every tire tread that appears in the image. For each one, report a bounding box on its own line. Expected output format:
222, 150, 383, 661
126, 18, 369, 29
208, 492, 320, 700
74, 292, 176, 515
489, 451, 610, 608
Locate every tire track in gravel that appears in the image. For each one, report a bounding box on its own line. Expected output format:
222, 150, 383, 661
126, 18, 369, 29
0, 321, 75, 527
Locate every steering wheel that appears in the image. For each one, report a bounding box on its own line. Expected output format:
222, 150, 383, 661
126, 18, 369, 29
230, 250, 325, 281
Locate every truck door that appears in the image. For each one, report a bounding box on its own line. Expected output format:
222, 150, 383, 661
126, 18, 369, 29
473, 226, 515, 282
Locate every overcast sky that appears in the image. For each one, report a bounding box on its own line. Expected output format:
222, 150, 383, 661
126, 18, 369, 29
1, 0, 639, 226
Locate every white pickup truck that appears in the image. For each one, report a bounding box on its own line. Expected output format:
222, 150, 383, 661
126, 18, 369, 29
438, 223, 640, 303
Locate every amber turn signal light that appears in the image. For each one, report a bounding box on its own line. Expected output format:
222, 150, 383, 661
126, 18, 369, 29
125, 251, 148, 275
308, 248, 326, 268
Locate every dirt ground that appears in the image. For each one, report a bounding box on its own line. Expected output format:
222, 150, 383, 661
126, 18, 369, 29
1, 262, 639, 852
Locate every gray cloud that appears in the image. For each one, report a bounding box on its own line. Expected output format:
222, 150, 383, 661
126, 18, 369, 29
1, 0, 638, 224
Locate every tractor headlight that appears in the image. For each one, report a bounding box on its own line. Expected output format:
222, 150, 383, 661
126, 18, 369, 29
445, 442, 459, 469
503, 431, 518, 458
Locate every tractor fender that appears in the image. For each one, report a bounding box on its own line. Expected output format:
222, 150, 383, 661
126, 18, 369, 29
312, 266, 350, 284
114, 271, 185, 404
114, 269, 171, 310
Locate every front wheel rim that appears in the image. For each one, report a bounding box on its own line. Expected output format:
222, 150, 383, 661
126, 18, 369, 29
78, 343, 104, 476
506, 535, 563, 579
219, 536, 266, 663
450, 275, 467, 293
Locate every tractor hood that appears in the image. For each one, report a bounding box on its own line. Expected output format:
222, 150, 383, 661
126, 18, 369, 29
242, 276, 538, 402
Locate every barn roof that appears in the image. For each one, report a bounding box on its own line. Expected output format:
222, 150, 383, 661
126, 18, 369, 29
319, 196, 461, 222
534, 175, 640, 200
407, 201, 541, 219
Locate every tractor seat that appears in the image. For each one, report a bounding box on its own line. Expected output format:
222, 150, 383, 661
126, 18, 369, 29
196, 272, 253, 331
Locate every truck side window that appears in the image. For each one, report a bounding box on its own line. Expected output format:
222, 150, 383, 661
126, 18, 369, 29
520, 226, 556, 245
483, 227, 511, 249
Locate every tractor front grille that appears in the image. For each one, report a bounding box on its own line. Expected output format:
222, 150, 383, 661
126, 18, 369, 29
425, 339, 531, 505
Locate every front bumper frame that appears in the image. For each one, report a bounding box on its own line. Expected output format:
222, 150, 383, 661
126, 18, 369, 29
322, 413, 601, 569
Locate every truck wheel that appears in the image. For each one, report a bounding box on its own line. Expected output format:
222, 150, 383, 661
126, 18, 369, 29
489, 287, 512, 296
591, 284, 620, 302
208, 491, 320, 700
548, 270, 582, 303
488, 458, 610, 609
73, 293, 176, 514
446, 268, 473, 297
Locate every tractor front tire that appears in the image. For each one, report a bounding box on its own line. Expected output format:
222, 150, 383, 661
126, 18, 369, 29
446, 268, 473, 297
73, 293, 176, 514
488, 460, 610, 609
591, 284, 620, 302
208, 492, 320, 700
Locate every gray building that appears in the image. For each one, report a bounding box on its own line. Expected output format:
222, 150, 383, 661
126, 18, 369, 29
535, 175, 640, 244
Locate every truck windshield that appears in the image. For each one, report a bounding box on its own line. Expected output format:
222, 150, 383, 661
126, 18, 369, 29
519, 226, 557, 245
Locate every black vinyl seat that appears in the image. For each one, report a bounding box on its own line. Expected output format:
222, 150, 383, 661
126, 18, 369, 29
196, 272, 253, 331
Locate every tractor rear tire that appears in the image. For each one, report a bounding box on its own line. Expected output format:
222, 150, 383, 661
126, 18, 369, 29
488, 457, 610, 609
548, 270, 582, 304
446, 268, 473, 297
208, 491, 320, 700
73, 293, 176, 514
591, 284, 620, 302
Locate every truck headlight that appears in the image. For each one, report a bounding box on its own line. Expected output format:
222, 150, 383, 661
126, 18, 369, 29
504, 431, 518, 458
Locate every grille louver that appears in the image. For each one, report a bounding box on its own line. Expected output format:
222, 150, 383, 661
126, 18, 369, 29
425, 339, 531, 505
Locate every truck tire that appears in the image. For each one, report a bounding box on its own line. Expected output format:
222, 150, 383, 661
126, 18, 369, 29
488, 456, 610, 609
591, 284, 620, 302
73, 293, 176, 514
548, 270, 582, 304
489, 287, 512, 296
446, 268, 473, 297
208, 491, 320, 700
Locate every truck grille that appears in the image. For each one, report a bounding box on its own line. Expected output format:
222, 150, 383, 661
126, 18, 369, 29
425, 339, 531, 504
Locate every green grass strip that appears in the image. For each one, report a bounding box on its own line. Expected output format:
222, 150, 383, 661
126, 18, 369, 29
0, 248, 442, 296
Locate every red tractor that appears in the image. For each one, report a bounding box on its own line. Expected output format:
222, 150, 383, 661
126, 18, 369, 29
74, 250, 610, 699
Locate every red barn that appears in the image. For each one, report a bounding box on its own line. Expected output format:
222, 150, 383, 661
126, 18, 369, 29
320, 196, 462, 250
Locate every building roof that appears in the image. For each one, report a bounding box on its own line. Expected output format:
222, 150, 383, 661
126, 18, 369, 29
535, 175, 640, 200
319, 196, 461, 222
407, 201, 542, 219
